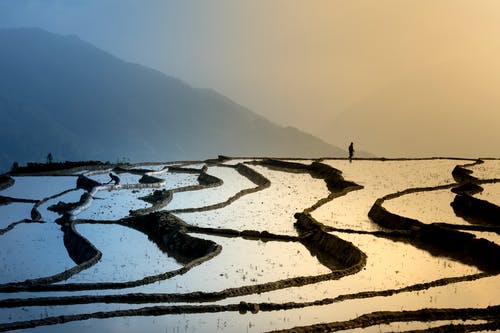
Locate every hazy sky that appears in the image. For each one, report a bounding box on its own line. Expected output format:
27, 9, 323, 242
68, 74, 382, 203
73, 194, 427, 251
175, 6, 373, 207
1, 0, 499, 157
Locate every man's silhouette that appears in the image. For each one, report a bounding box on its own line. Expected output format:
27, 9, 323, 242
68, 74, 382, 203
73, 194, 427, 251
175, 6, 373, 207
108, 173, 120, 185
348, 142, 354, 163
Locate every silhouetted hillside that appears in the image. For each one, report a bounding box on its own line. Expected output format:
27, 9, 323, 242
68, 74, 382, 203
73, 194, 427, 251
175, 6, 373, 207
0, 28, 347, 171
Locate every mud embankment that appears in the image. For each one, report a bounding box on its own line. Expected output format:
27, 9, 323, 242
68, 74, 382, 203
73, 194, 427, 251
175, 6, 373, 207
270, 305, 500, 333
131, 190, 173, 216
308, 161, 361, 194
0, 196, 37, 205
138, 189, 171, 204
294, 212, 366, 271
48, 192, 91, 214
197, 171, 221, 186
122, 212, 220, 265
186, 225, 298, 242
61, 221, 101, 265
449, 161, 500, 226
451, 162, 481, 183
168, 165, 206, 174
76, 175, 101, 192
138, 174, 164, 184
236, 163, 270, 186
0, 175, 14, 190
164, 166, 223, 196
451, 193, 500, 226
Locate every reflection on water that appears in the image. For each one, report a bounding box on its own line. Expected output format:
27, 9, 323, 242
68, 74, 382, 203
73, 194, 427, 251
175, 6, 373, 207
136, 233, 331, 294
0, 176, 77, 200
165, 166, 254, 210
0, 223, 74, 283
1, 159, 498, 333
314, 160, 461, 231
76, 188, 152, 220
466, 159, 500, 180
227, 231, 479, 306
342, 320, 489, 333
0, 303, 151, 327
383, 189, 468, 225
473, 183, 500, 206
151, 172, 199, 189
61, 224, 182, 283
0, 202, 33, 226
177, 165, 328, 235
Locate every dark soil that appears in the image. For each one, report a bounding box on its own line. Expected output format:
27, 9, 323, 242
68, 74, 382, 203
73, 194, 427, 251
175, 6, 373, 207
10, 161, 108, 175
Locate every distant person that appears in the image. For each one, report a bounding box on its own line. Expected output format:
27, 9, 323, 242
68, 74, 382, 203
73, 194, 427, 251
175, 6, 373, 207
108, 173, 120, 185
348, 142, 354, 163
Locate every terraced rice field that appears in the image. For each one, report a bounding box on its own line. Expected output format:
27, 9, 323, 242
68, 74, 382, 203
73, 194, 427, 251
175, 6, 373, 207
0, 157, 498, 332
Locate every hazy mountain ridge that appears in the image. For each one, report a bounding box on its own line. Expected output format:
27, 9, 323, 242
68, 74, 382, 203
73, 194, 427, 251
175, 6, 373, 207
0, 28, 347, 171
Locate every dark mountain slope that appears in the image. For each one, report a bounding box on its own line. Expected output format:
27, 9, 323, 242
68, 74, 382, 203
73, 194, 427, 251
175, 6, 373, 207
0, 28, 345, 170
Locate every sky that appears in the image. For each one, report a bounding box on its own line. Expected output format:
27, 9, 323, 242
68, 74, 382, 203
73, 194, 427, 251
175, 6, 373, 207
1, 0, 499, 157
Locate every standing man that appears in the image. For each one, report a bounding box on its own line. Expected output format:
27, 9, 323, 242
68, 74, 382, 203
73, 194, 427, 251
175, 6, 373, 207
348, 142, 354, 163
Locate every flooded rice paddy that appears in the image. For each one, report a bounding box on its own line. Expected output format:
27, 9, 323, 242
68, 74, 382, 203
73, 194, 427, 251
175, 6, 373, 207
382, 189, 465, 225
0, 157, 498, 332
474, 182, 500, 206
0, 223, 74, 284
0, 176, 76, 201
165, 166, 255, 211
75, 188, 153, 220
464, 159, 500, 180
312, 159, 461, 232
62, 223, 183, 283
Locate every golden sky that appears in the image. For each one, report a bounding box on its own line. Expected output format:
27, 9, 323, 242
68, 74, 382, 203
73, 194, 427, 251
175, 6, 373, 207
2, 0, 500, 156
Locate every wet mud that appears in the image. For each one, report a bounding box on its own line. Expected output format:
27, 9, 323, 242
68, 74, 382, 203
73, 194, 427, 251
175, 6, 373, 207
0, 175, 14, 191
121, 212, 219, 264
452, 193, 500, 226
270, 305, 500, 333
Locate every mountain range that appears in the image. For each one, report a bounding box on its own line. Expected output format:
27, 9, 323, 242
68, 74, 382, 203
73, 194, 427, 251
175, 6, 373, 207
0, 28, 351, 171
